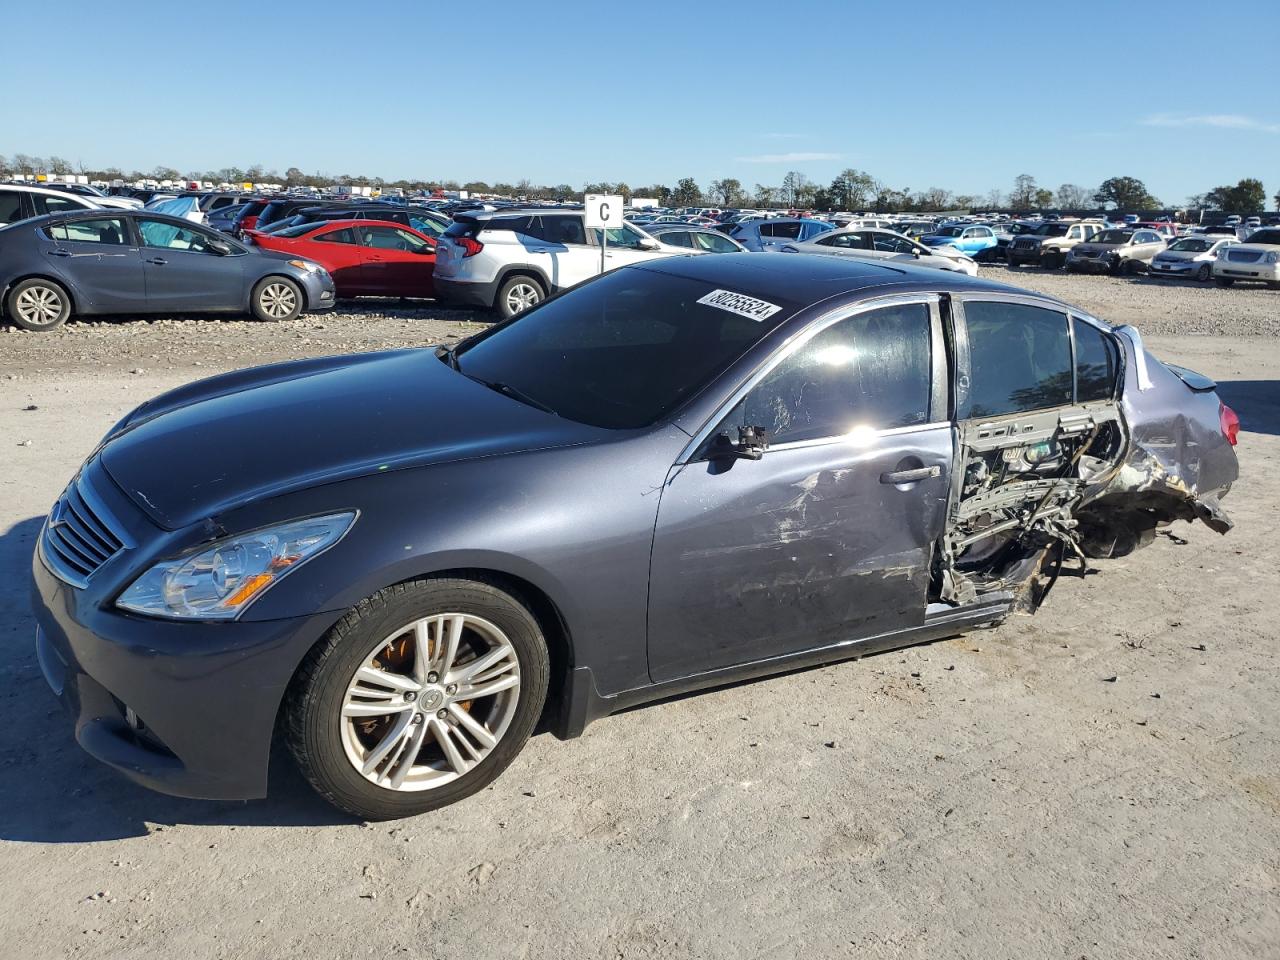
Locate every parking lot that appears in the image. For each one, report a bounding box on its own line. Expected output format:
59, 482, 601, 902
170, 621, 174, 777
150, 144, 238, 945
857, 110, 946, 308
1, 266, 1277, 958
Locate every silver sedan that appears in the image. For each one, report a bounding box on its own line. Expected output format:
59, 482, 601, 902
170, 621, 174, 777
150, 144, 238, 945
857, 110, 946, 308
1148, 236, 1238, 282
780, 227, 979, 276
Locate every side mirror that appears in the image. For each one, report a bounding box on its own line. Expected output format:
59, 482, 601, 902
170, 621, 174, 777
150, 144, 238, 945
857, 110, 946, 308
637, 237, 660, 251
709, 425, 770, 461
208, 239, 231, 256
913, 248, 922, 258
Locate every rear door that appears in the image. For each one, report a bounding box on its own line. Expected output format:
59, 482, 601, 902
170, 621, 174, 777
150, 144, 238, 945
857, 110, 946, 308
41, 216, 146, 311
758, 221, 803, 251
135, 217, 245, 311
647, 295, 951, 680
529, 214, 596, 290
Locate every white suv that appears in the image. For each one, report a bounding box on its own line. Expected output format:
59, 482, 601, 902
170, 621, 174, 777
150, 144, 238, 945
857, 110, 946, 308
434, 209, 683, 317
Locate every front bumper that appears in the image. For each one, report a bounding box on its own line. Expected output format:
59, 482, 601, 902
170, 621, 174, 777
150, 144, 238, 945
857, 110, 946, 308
1007, 245, 1043, 264
300, 271, 337, 312
32, 547, 340, 800
434, 276, 500, 309
1066, 255, 1115, 273
1214, 261, 1280, 282
1148, 259, 1202, 277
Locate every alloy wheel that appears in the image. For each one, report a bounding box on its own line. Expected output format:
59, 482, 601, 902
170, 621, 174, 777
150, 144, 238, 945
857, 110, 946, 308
340, 613, 521, 791
15, 285, 64, 327
260, 282, 298, 319
505, 283, 541, 314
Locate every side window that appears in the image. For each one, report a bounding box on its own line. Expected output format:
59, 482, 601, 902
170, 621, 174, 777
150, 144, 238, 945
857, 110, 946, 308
1073, 318, 1119, 402
359, 226, 411, 250
961, 301, 1072, 419
761, 222, 802, 240
662, 232, 695, 249
137, 219, 221, 252
592, 224, 647, 249
540, 215, 587, 245
731, 302, 933, 445
316, 228, 357, 245
46, 217, 128, 245
0, 192, 22, 225
35, 194, 85, 216
872, 233, 914, 254
393, 228, 432, 252
408, 215, 443, 238
693, 232, 738, 253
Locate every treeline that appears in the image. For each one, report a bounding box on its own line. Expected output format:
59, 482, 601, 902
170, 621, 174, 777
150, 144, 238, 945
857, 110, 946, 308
2, 152, 1275, 213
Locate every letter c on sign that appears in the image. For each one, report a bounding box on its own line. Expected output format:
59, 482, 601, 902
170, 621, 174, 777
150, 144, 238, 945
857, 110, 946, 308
600, 202, 610, 223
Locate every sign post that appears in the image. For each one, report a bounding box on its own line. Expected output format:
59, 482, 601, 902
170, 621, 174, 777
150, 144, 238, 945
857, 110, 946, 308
584, 193, 624, 275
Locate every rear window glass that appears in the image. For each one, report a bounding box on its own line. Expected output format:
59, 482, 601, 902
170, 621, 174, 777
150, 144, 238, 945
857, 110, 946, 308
961, 301, 1072, 418
1073, 318, 1119, 402
456, 269, 797, 429
0, 192, 23, 223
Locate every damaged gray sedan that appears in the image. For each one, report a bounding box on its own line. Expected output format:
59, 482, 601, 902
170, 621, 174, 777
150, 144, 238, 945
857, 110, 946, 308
37, 252, 1239, 819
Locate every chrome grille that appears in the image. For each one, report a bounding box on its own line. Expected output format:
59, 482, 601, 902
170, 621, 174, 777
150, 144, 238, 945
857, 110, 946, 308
42, 473, 127, 587
1227, 249, 1263, 263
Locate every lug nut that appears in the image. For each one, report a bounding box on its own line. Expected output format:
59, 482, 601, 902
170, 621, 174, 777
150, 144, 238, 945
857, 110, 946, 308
445, 684, 457, 695
427, 672, 439, 683
436, 709, 448, 719
411, 714, 424, 725
404, 691, 417, 702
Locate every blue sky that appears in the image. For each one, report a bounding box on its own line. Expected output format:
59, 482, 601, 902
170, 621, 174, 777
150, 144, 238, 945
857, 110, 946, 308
4, 0, 1276, 203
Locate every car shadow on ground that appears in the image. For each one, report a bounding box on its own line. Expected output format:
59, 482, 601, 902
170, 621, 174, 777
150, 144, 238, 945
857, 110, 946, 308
1217, 381, 1280, 437
0, 516, 356, 843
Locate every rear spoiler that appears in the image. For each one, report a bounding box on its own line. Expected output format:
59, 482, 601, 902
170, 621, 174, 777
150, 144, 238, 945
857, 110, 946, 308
1164, 363, 1217, 392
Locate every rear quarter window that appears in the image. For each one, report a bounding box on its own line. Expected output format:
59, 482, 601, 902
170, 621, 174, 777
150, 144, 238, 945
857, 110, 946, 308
1073, 318, 1119, 402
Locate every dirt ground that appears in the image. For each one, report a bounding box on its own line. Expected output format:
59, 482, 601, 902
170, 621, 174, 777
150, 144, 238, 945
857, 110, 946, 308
1, 268, 1277, 959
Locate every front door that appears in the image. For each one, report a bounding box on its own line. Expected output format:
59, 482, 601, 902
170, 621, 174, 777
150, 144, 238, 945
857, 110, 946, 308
41, 216, 146, 311
136, 217, 245, 311
647, 297, 951, 682
356, 225, 436, 297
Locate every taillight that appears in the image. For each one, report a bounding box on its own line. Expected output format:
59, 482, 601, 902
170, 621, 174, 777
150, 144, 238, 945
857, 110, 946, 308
1220, 402, 1240, 446
457, 237, 484, 257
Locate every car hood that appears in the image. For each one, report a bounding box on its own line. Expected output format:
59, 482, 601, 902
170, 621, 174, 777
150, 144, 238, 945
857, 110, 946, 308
100, 349, 606, 530
1072, 241, 1123, 254
1154, 249, 1206, 261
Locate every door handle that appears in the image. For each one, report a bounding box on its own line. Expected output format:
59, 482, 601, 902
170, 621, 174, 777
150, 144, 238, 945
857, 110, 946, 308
880, 465, 941, 485
49, 249, 72, 257
146, 257, 167, 265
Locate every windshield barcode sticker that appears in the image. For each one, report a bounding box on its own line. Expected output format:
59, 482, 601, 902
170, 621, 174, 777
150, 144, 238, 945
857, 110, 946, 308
696, 289, 782, 322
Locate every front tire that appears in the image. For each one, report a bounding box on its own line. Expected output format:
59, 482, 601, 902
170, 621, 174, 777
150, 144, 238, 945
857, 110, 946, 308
6, 278, 72, 331
251, 276, 303, 322
495, 275, 545, 319
285, 578, 550, 820
1196, 263, 1212, 282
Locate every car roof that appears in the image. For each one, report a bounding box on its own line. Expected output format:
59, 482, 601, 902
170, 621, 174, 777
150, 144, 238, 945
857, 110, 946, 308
630, 251, 1029, 307
1, 183, 96, 199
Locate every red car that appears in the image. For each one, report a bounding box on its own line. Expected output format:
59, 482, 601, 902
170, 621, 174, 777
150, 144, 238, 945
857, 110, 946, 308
247, 219, 437, 298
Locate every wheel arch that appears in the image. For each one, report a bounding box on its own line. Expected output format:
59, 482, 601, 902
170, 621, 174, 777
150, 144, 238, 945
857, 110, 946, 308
492, 266, 551, 307
254, 272, 310, 311
2, 273, 82, 319
275, 562, 581, 751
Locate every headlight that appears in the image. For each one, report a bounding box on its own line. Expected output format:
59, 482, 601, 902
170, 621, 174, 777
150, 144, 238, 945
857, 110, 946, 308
117, 512, 356, 620
288, 259, 324, 273
1265, 252, 1280, 264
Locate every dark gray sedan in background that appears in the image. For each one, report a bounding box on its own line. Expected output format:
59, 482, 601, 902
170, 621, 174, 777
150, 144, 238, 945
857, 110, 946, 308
32, 254, 1239, 820
0, 210, 336, 331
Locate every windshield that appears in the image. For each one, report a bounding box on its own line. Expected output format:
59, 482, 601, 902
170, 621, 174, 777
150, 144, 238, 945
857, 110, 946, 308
1169, 238, 1213, 253
934, 226, 962, 237
455, 268, 797, 429
1033, 224, 1070, 237
1094, 230, 1133, 244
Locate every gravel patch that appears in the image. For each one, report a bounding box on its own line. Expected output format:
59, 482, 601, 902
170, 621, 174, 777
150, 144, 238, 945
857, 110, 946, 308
1, 271, 1275, 381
